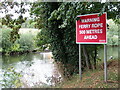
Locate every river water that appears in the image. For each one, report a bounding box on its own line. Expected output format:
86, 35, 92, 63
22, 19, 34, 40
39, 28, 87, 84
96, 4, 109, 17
0, 46, 119, 88
0, 52, 62, 88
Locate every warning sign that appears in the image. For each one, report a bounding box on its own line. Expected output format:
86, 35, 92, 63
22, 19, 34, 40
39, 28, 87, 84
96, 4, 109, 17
76, 13, 107, 44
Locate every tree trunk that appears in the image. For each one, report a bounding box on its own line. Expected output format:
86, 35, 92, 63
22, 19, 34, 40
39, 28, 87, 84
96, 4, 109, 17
83, 45, 90, 69
93, 45, 97, 69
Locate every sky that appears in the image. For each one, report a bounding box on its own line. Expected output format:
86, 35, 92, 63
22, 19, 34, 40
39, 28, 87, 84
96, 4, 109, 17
0, 1, 31, 19
0, 0, 119, 19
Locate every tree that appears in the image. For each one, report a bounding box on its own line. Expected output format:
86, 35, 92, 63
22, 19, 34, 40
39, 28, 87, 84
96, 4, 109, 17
1, 27, 12, 52
2, 1, 119, 77
107, 19, 118, 46
35, 28, 50, 51
31, 2, 120, 77
0, 1, 29, 43
21, 19, 36, 28
0, 1, 38, 53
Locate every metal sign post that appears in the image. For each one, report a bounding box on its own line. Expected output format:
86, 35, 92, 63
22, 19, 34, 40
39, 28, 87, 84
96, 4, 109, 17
104, 44, 107, 82
76, 13, 107, 81
79, 44, 82, 80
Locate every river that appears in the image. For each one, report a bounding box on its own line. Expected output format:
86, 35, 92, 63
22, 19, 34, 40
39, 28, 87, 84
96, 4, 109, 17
0, 52, 62, 88
0, 46, 119, 88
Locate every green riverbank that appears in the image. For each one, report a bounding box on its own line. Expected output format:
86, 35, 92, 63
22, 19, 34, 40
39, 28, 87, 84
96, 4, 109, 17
54, 59, 118, 88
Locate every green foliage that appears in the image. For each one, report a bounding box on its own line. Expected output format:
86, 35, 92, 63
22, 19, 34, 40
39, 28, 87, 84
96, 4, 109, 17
31, 2, 119, 77
0, 1, 28, 43
35, 28, 50, 51
1, 27, 13, 52
1, 14, 26, 43
17, 32, 36, 51
1, 26, 37, 53
10, 43, 20, 52
21, 19, 36, 28
107, 19, 118, 45
1, 67, 23, 88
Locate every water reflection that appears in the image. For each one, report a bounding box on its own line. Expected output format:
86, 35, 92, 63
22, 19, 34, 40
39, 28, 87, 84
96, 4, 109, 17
1, 46, 118, 88
1, 52, 62, 88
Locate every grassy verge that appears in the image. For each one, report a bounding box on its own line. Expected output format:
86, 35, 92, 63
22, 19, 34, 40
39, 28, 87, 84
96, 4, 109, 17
55, 60, 118, 88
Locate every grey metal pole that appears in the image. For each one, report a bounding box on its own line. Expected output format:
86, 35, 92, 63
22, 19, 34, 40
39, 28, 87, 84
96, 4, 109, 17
104, 44, 107, 82
79, 44, 82, 80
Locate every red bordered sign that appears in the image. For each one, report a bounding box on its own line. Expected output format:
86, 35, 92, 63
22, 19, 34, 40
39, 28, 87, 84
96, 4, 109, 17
76, 13, 107, 44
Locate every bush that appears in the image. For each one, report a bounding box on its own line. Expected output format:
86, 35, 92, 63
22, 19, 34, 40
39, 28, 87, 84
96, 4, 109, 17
35, 28, 50, 51
1, 27, 12, 52
107, 19, 118, 46
10, 43, 20, 52
17, 32, 36, 51
1, 26, 37, 53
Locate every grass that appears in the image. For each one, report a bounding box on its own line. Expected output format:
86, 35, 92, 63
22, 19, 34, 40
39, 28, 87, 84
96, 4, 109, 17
55, 60, 119, 88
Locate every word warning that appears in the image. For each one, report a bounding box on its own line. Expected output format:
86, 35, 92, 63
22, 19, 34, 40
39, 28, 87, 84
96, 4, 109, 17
76, 13, 107, 44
